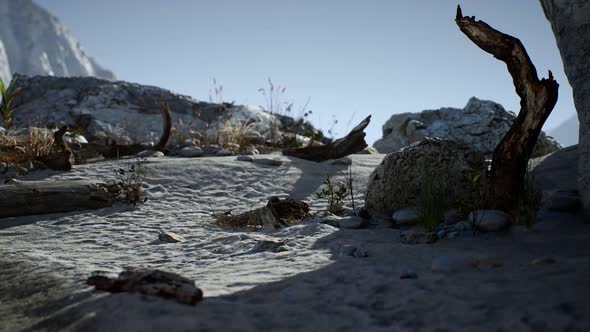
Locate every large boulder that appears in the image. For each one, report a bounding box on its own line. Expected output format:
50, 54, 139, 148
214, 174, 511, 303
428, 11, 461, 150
540, 0, 590, 215
373, 97, 561, 158
9, 75, 282, 144
364, 138, 488, 217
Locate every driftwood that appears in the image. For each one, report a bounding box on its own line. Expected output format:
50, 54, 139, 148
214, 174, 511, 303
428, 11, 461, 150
283, 116, 371, 162
213, 197, 310, 229
456, 5, 559, 212
87, 269, 203, 305
83, 101, 172, 159
38, 125, 75, 171
0, 180, 120, 218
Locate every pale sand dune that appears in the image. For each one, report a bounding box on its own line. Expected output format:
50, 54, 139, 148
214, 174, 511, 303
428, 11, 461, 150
1, 154, 589, 331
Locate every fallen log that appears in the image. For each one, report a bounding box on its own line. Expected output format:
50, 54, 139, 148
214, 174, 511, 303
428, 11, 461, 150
0, 179, 120, 218
213, 196, 310, 229
87, 269, 203, 305
456, 5, 559, 212
283, 116, 371, 162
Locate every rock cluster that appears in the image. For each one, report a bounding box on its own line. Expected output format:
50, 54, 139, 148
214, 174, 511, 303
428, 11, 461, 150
373, 97, 561, 158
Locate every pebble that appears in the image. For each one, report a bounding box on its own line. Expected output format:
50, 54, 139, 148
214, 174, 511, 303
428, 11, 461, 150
202, 144, 220, 154
216, 148, 233, 156
400, 228, 437, 245
392, 207, 419, 226
179, 146, 204, 158
252, 158, 283, 166
136, 150, 164, 158
469, 210, 510, 232
529, 257, 556, 266
242, 148, 260, 155
158, 230, 186, 243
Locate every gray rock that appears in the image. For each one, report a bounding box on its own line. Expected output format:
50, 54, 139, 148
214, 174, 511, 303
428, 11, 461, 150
436, 229, 447, 239
216, 148, 234, 156
0, 162, 6, 173
546, 190, 581, 211
331, 157, 352, 166
242, 148, 260, 155
321, 216, 363, 229
243, 131, 266, 145
202, 145, 221, 154
453, 221, 472, 232
252, 158, 283, 167
250, 240, 288, 253
158, 230, 185, 243
373, 97, 561, 158
541, 0, 590, 215
443, 209, 464, 224
136, 150, 164, 158
352, 243, 368, 258
365, 138, 487, 217
236, 155, 254, 162
392, 207, 419, 226
469, 210, 510, 232
179, 146, 204, 158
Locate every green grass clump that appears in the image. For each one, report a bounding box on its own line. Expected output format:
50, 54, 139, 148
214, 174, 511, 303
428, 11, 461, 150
0, 77, 23, 128
416, 172, 445, 231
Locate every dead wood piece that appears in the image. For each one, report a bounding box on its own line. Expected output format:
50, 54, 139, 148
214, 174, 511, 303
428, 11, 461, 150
213, 197, 310, 229
456, 5, 559, 212
39, 125, 75, 170
87, 269, 203, 305
0, 180, 120, 218
283, 116, 371, 162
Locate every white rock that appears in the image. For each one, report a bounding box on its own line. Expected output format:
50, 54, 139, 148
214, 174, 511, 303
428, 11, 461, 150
468, 210, 511, 232
158, 231, 185, 243
392, 207, 419, 226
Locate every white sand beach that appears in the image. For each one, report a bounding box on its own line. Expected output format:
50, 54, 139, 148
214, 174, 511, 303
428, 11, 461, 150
1, 153, 589, 331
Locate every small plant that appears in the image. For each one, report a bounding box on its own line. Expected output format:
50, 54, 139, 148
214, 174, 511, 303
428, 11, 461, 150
514, 162, 543, 228
416, 172, 445, 231
464, 170, 491, 234
114, 157, 148, 205
258, 78, 290, 146
0, 128, 54, 164
0, 77, 23, 128
343, 164, 359, 212
315, 175, 349, 213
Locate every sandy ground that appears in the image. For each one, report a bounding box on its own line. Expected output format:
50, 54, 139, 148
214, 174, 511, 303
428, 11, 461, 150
1, 153, 589, 332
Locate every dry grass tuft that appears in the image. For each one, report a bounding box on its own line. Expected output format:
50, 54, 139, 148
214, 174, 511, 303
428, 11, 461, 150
0, 130, 54, 164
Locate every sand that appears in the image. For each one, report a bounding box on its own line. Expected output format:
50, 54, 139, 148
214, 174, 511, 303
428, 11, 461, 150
1, 153, 589, 331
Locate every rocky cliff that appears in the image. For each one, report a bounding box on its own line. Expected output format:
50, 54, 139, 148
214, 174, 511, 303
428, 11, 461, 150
0, 0, 115, 84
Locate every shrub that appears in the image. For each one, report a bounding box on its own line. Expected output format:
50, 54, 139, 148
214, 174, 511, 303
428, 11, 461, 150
0, 129, 54, 164
315, 175, 349, 213
514, 162, 543, 228
416, 172, 445, 231
114, 157, 148, 205
0, 77, 23, 128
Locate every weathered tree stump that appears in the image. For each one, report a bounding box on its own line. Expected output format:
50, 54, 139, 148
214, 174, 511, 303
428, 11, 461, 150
87, 269, 203, 305
284, 116, 371, 162
456, 5, 559, 212
0, 180, 120, 218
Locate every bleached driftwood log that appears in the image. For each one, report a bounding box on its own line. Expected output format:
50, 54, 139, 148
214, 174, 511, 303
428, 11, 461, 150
0, 180, 120, 218
284, 116, 371, 162
87, 269, 203, 305
456, 5, 559, 212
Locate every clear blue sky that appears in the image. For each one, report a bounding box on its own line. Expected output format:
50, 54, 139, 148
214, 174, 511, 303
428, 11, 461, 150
35, 0, 575, 144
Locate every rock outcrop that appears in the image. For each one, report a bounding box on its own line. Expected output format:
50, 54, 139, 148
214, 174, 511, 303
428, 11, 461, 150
373, 97, 561, 158
0, 0, 115, 81
9, 75, 283, 144
540, 0, 590, 215
364, 138, 488, 217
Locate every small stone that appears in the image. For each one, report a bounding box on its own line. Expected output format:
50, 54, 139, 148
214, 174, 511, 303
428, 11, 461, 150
216, 148, 233, 156
469, 210, 510, 232
242, 148, 260, 155
137, 150, 164, 158
203, 144, 220, 154
331, 157, 352, 166
179, 146, 204, 158
158, 230, 186, 243
236, 155, 254, 162
392, 207, 419, 226
352, 243, 368, 258
226, 143, 241, 150
0, 162, 6, 173
339, 244, 357, 257
250, 240, 288, 253
453, 221, 472, 232
437, 229, 447, 239
529, 257, 556, 266
399, 270, 418, 279
252, 158, 283, 166
447, 231, 459, 239
338, 216, 364, 229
